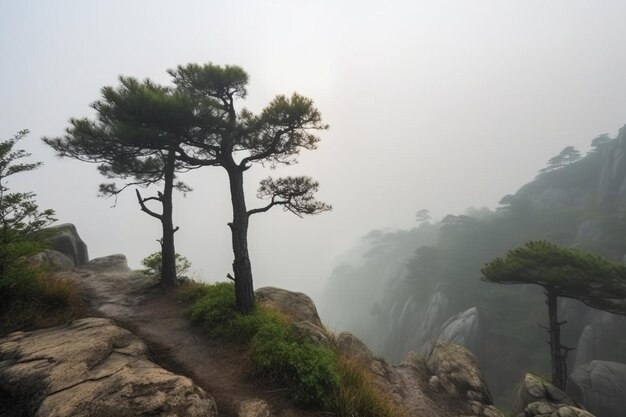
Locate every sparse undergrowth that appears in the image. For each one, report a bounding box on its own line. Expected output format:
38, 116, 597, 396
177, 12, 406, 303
0, 267, 83, 336
179, 281, 404, 417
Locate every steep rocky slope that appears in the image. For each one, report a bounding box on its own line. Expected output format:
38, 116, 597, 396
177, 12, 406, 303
320, 125, 626, 415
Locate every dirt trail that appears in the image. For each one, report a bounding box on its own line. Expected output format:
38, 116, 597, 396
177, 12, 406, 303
67, 256, 323, 417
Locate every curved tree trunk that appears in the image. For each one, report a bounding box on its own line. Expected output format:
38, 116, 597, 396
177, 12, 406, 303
226, 165, 254, 314
160, 150, 177, 289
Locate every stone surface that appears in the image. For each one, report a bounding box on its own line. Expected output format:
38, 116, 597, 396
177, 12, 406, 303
30, 249, 75, 271
45, 223, 89, 266
344, 337, 502, 417
256, 286, 323, 327
568, 360, 626, 417
436, 306, 480, 350
513, 372, 574, 415
0, 317, 217, 417
425, 341, 493, 405
511, 373, 594, 417
289, 320, 331, 348
86, 254, 131, 271
517, 401, 595, 417
238, 398, 272, 417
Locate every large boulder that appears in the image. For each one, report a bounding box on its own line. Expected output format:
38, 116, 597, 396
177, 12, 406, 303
85, 254, 131, 271
425, 341, 500, 417
568, 360, 626, 417
30, 249, 75, 271
513, 373, 576, 414
512, 373, 593, 417
45, 223, 89, 266
0, 317, 217, 417
255, 286, 323, 328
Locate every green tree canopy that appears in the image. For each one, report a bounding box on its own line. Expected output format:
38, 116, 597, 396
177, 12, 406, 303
539, 146, 582, 174
0, 130, 56, 289
482, 240, 626, 389
482, 240, 626, 314
44, 77, 197, 288
169, 63, 332, 313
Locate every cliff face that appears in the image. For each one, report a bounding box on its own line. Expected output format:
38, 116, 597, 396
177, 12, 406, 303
320, 125, 626, 415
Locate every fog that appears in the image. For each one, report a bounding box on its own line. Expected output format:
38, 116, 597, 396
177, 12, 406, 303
2, 0, 626, 300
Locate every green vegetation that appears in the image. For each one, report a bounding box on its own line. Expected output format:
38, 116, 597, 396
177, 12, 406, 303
482, 241, 626, 389
1, 269, 83, 335
141, 251, 191, 281
180, 281, 403, 416
0, 130, 56, 292
323, 130, 624, 407
0, 130, 82, 335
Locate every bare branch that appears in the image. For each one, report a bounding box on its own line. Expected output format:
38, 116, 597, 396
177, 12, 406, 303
135, 189, 162, 220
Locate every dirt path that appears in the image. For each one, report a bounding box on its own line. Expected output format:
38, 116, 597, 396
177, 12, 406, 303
67, 256, 324, 417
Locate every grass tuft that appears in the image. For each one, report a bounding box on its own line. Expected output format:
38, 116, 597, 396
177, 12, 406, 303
0, 270, 83, 335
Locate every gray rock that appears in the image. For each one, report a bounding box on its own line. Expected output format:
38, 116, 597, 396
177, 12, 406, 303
256, 286, 323, 327
30, 249, 75, 271
45, 223, 89, 266
436, 306, 480, 350
568, 360, 626, 417
517, 401, 595, 417
0, 317, 217, 417
238, 399, 271, 417
85, 254, 131, 271
335, 331, 374, 361
513, 373, 575, 415
425, 341, 493, 405
413, 289, 450, 352
289, 320, 331, 348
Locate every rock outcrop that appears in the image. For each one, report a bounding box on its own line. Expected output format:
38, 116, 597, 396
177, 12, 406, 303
256, 286, 323, 328
262, 287, 502, 416
45, 223, 89, 266
425, 341, 502, 417
436, 306, 480, 350
30, 249, 75, 271
0, 317, 217, 417
513, 373, 593, 417
568, 361, 626, 417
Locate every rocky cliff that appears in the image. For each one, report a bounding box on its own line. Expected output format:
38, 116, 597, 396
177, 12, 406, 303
320, 125, 626, 416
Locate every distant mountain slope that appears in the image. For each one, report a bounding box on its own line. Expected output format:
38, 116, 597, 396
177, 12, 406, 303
319, 124, 626, 411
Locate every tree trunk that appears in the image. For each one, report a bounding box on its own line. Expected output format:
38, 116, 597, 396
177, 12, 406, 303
226, 165, 254, 314
546, 287, 567, 389
160, 150, 177, 289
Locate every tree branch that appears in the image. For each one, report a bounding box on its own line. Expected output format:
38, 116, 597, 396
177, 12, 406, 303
135, 189, 162, 220
247, 197, 282, 217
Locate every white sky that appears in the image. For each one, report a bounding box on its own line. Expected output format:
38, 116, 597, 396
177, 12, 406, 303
2, 1, 626, 298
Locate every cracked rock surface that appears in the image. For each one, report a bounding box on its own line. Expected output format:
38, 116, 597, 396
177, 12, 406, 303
0, 317, 217, 417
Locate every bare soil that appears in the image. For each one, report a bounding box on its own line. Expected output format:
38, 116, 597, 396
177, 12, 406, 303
68, 261, 325, 417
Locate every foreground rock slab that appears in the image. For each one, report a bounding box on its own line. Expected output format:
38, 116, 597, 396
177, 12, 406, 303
0, 317, 217, 417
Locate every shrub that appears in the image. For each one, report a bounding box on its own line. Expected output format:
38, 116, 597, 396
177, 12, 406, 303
0, 269, 83, 335
250, 318, 340, 406
184, 281, 403, 415
141, 251, 191, 280
188, 282, 238, 336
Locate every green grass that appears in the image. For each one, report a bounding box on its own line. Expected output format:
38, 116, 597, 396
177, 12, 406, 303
179, 281, 405, 417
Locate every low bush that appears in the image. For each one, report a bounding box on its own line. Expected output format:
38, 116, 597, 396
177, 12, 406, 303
0, 268, 83, 335
251, 317, 339, 406
182, 281, 404, 416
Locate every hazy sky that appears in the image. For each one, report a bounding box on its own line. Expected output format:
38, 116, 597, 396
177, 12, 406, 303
2, 1, 626, 298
